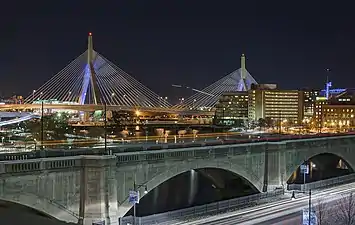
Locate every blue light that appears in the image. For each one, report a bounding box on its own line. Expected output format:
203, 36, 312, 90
79, 64, 91, 104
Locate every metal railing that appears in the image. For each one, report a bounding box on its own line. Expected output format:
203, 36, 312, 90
120, 189, 284, 225
287, 173, 355, 191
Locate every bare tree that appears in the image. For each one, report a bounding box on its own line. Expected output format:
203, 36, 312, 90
335, 192, 355, 225
314, 198, 328, 225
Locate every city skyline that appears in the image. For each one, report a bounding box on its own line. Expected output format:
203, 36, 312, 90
2, 1, 355, 99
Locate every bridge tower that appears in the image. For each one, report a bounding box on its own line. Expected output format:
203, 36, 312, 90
238, 54, 248, 91
79, 33, 102, 105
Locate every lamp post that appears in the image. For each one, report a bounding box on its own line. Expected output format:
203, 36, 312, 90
308, 189, 312, 225
301, 160, 309, 193
41, 101, 44, 150
132, 181, 148, 225
104, 102, 107, 154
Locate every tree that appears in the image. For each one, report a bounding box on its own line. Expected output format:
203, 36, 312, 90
258, 118, 267, 130
22, 119, 41, 140
335, 192, 355, 225
315, 198, 328, 225
22, 112, 71, 141
43, 112, 71, 140
264, 117, 274, 128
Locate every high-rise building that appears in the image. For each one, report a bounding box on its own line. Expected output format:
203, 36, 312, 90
314, 96, 328, 130
248, 86, 304, 125
214, 91, 248, 126
214, 85, 304, 127
303, 89, 320, 119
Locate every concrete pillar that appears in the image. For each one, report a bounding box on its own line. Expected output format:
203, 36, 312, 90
266, 143, 286, 191
79, 156, 118, 225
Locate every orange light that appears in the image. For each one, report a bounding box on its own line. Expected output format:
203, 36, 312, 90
89, 32, 92, 36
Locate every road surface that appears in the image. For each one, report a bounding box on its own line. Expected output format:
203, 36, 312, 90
178, 182, 355, 225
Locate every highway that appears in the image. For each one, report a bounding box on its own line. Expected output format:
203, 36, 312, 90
178, 182, 355, 225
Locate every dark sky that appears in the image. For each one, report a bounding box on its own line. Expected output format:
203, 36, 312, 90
1, 1, 355, 99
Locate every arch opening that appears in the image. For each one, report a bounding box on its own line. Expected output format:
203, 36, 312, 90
287, 153, 354, 184
124, 167, 259, 217
0, 199, 75, 225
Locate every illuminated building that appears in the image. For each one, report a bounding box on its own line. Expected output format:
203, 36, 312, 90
303, 89, 320, 119
248, 85, 304, 125
317, 89, 355, 130
314, 96, 328, 130
214, 92, 248, 126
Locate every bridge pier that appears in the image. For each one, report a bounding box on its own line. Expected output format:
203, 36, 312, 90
264, 143, 287, 191
80, 156, 119, 225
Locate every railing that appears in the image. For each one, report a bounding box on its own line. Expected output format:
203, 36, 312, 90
120, 189, 284, 225
0, 156, 84, 174
287, 173, 355, 191
0, 133, 355, 162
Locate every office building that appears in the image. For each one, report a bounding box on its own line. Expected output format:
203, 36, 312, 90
303, 89, 320, 119
214, 91, 248, 126
317, 89, 355, 129
248, 86, 304, 125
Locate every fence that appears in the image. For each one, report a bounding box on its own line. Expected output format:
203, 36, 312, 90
120, 189, 284, 225
287, 173, 355, 191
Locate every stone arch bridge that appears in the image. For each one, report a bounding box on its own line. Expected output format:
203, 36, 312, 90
0, 135, 354, 225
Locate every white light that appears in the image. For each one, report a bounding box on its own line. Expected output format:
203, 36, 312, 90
312, 163, 316, 168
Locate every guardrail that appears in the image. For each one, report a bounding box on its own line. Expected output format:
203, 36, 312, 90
287, 173, 355, 191
120, 189, 284, 225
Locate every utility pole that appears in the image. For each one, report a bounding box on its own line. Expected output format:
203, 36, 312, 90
104, 102, 107, 154
132, 182, 148, 225
41, 101, 44, 150
308, 189, 311, 225
133, 182, 137, 225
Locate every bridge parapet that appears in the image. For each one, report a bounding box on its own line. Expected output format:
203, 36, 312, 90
0, 156, 83, 175
115, 142, 268, 165
0, 135, 354, 224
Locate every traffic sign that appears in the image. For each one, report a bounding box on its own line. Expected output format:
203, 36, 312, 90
300, 164, 309, 174
303, 208, 317, 225
129, 190, 140, 204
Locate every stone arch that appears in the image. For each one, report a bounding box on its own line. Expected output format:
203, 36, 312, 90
0, 192, 78, 224
285, 150, 355, 183
118, 158, 264, 217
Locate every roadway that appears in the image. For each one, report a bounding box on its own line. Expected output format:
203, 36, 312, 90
0, 103, 215, 116
178, 182, 355, 225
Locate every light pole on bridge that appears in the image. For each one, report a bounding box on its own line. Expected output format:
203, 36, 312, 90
104, 102, 107, 154
130, 181, 148, 225
41, 101, 44, 150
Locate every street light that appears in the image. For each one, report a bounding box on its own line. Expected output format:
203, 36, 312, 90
132, 182, 148, 225
104, 102, 107, 154
308, 189, 312, 225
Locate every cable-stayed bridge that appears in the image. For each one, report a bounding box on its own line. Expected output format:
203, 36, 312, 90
173, 54, 258, 110
24, 33, 172, 112
1, 34, 257, 116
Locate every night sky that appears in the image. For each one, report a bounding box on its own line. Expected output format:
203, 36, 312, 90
2, 1, 355, 99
